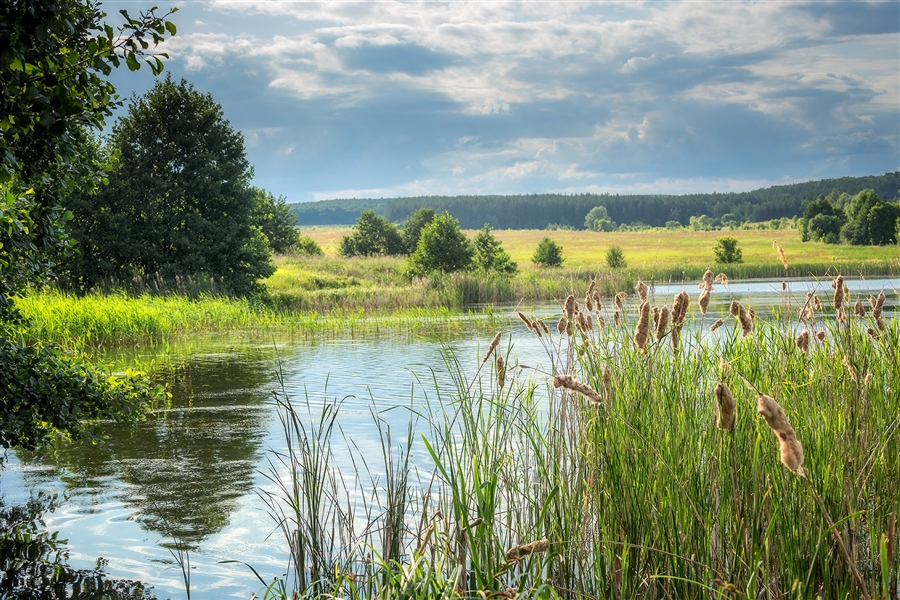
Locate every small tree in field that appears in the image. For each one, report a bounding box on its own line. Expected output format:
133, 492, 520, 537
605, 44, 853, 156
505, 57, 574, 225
408, 212, 472, 275
605, 245, 627, 269
713, 236, 743, 264
339, 210, 404, 257
472, 224, 517, 275
532, 237, 563, 267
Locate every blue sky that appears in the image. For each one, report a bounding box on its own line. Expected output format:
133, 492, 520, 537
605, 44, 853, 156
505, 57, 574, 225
105, 0, 900, 203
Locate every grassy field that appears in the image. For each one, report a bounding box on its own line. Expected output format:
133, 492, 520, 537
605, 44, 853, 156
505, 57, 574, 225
303, 226, 899, 269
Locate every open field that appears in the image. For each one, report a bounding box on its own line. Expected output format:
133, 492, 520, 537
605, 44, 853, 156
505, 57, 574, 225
302, 226, 899, 269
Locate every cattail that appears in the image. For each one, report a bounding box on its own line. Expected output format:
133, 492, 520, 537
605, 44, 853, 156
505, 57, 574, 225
585, 294, 594, 312
614, 310, 620, 326
730, 301, 752, 336
505, 539, 549, 562
482, 332, 501, 364
672, 290, 690, 326
592, 290, 602, 312
587, 279, 596, 296
701, 269, 715, 291
832, 275, 844, 309
596, 314, 605, 329
564, 294, 576, 320
517, 311, 534, 331
698, 287, 711, 315
869, 294, 877, 309
782, 281, 787, 291
714, 382, 736, 431
866, 327, 878, 340
496, 355, 506, 389
800, 291, 814, 324
873, 292, 885, 319
655, 306, 670, 341
796, 330, 810, 353
635, 280, 648, 303
813, 295, 823, 311
854, 299, 865, 317
773, 240, 788, 269
553, 374, 603, 404
615, 292, 626, 309
532, 320, 542, 337
652, 305, 660, 326
715, 272, 729, 285
841, 357, 857, 383
671, 325, 681, 351
556, 316, 570, 336
815, 330, 826, 342
709, 318, 724, 333
876, 316, 885, 331
863, 372, 873, 387
757, 394, 803, 472
602, 364, 612, 398
729, 299, 740, 317
634, 301, 651, 350
836, 307, 846, 324
537, 319, 550, 334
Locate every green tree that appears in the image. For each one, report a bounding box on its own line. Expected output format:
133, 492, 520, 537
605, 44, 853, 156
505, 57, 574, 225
799, 195, 844, 242
67, 76, 275, 294
408, 212, 472, 275
401, 207, 436, 253
252, 188, 301, 254
295, 235, 324, 256
1, 0, 174, 452
584, 206, 616, 232
605, 245, 627, 268
339, 210, 404, 257
841, 189, 900, 245
532, 237, 563, 267
713, 236, 743, 264
471, 224, 517, 275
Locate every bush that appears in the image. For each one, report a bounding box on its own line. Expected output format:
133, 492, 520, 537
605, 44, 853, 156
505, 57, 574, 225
713, 236, 743, 264
605, 245, 627, 269
295, 235, 324, 256
532, 237, 563, 267
339, 210, 404, 257
471, 225, 517, 275
408, 212, 472, 275
401, 207, 437, 253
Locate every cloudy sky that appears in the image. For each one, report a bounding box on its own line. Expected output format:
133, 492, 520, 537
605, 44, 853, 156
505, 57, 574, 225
105, 0, 900, 203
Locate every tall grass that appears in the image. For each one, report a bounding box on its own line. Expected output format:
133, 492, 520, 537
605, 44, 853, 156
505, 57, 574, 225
249, 276, 899, 599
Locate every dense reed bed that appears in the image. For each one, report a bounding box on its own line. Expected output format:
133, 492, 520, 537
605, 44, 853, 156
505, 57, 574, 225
252, 275, 898, 599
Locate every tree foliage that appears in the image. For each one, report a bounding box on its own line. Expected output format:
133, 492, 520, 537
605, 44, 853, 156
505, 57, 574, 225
339, 210, 404, 257
66, 76, 275, 294
713, 236, 743, 264
605, 245, 627, 269
408, 212, 472, 275
584, 206, 615, 232
401, 207, 436, 253
471, 224, 517, 275
799, 194, 845, 243
252, 188, 301, 254
840, 189, 900, 245
532, 237, 563, 267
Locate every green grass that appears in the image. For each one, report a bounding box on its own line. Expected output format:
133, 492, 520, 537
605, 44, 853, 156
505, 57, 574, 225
251, 281, 899, 599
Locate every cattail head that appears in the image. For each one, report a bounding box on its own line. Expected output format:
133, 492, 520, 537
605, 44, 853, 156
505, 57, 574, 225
537, 318, 550, 334
730, 301, 752, 336
635, 280, 648, 303
773, 240, 788, 270
813, 295, 823, 311
714, 382, 736, 431
715, 272, 729, 285
698, 287, 711, 315
614, 310, 621, 327
482, 332, 502, 364
729, 299, 740, 317
652, 305, 660, 325
596, 314, 606, 329
815, 330, 826, 342
553, 374, 603, 404
655, 305, 670, 341
517, 311, 534, 332
564, 294, 576, 320
634, 301, 651, 350
496, 355, 506, 389
531, 320, 542, 337
506, 539, 549, 563
702, 269, 715, 291
782, 281, 787, 291
585, 313, 593, 331
602, 364, 612, 398
841, 357, 857, 383
795, 330, 810, 353
832, 275, 844, 309
854, 299, 865, 317
671, 325, 681, 351
757, 394, 804, 472
873, 292, 885, 319
866, 326, 878, 340
876, 316, 885, 331
556, 316, 570, 336
592, 290, 602, 312
615, 292, 626, 309
709, 318, 724, 333
585, 294, 594, 312
672, 290, 690, 326
587, 279, 596, 296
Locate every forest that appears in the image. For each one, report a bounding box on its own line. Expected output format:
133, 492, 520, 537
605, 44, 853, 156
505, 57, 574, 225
290, 172, 899, 229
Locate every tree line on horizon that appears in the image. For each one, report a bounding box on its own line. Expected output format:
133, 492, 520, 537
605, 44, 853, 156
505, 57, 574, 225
289, 172, 899, 229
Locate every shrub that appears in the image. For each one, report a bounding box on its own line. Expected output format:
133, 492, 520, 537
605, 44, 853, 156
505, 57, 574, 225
339, 210, 404, 257
401, 207, 437, 254
408, 212, 472, 275
605, 245, 627, 269
713, 236, 743, 264
532, 237, 563, 267
472, 225, 517, 275
295, 235, 324, 256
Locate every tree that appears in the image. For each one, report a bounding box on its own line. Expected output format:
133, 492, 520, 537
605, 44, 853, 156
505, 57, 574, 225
713, 236, 743, 264
605, 245, 627, 269
252, 188, 301, 254
841, 189, 900, 245
67, 76, 275, 294
799, 195, 844, 242
1, 0, 175, 452
408, 212, 472, 275
472, 224, 517, 275
532, 237, 563, 267
339, 210, 404, 257
401, 207, 436, 253
585, 206, 616, 232
295, 235, 324, 256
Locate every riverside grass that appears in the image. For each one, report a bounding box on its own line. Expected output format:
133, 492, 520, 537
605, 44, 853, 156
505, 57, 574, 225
246, 275, 898, 600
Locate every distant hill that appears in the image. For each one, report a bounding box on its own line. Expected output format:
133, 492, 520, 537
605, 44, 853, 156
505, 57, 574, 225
290, 172, 899, 229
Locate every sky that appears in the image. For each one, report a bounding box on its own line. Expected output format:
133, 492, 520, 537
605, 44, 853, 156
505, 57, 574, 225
104, 0, 900, 203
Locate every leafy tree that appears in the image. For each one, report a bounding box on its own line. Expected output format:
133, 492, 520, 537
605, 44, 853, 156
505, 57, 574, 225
585, 206, 616, 232
799, 195, 844, 242
713, 236, 743, 264
339, 210, 404, 257
252, 188, 301, 254
295, 235, 324, 256
408, 212, 472, 275
471, 224, 517, 275
66, 76, 275, 294
605, 245, 627, 269
532, 237, 563, 267
1, 0, 174, 451
401, 207, 436, 253
841, 189, 900, 245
